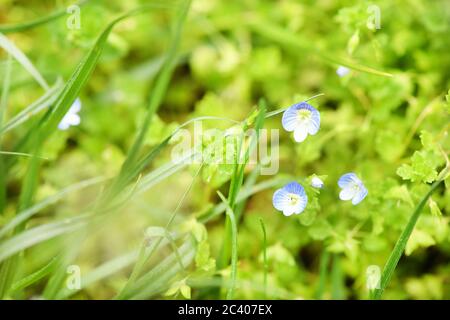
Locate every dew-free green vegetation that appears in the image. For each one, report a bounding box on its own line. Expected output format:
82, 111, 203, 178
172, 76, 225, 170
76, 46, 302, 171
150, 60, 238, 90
0, 0, 449, 300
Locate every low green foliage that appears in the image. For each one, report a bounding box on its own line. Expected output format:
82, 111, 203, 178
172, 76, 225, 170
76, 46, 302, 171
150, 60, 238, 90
0, 0, 448, 300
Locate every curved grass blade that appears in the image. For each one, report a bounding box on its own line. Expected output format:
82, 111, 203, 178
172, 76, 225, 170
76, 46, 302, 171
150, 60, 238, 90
331, 255, 344, 299
10, 257, 59, 292
0, 215, 91, 264
0, 33, 49, 90
218, 101, 266, 271
38, 3, 179, 141
0, 54, 12, 213
372, 167, 449, 300
315, 250, 330, 299
0, 176, 106, 238
259, 218, 268, 299
248, 17, 392, 77
111, 0, 191, 197
59, 250, 138, 299
116, 163, 201, 299
265, 93, 325, 118
0, 80, 63, 135
199, 176, 289, 223
217, 191, 238, 300
127, 238, 195, 300
0, 0, 90, 34
58, 233, 182, 299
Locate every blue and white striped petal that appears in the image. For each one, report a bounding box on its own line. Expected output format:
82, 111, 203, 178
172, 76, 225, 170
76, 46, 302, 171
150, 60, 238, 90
351, 184, 368, 205
272, 182, 308, 216
338, 173, 359, 188
281, 102, 320, 143
338, 173, 368, 205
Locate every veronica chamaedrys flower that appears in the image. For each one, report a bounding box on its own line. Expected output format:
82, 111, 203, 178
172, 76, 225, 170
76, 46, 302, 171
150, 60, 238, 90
272, 182, 308, 216
336, 66, 350, 77
338, 173, 368, 205
281, 102, 320, 143
58, 98, 81, 130
311, 176, 324, 188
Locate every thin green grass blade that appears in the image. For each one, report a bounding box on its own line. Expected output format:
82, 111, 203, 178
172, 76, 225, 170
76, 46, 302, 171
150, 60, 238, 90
10, 257, 59, 292
265, 93, 325, 118
0, 141, 42, 297
259, 218, 268, 299
0, 80, 63, 135
248, 18, 392, 77
116, 163, 201, 299
0, 55, 11, 128
126, 238, 195, 300
0, 54, 12, 213
331, 255, 344, 300
0, 3, 182, 297
42, 232, 86, 299
59, 233, 182, 299
58, 250, 138, 299
218, 100, 266, 269
0, 176, 106, 238
0, 215, 90, 264
199, 176, 290, 223
0, 33, 49, 90
373, 167, 449, 300
217, 191, 238, 300
111, 0, 191, 197
0, 0, 89, 34
315, 250, 330, 300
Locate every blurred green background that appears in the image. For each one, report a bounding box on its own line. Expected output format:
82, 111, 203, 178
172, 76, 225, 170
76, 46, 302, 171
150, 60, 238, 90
0, 0, 449, 300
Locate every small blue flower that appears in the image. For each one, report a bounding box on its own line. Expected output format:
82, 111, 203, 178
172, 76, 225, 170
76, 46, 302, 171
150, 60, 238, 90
272, 182, 308, 216
58, 98, 82, 130
282, 102, 320, 142
336, 66, 350, 77
311, 176, 324, 188
338, 173, 368, 205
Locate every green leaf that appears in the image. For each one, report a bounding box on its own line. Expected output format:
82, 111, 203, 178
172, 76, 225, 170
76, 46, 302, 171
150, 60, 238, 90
405, 229, 435, 256
180, 284, 191, 299
397, 150, 442, 183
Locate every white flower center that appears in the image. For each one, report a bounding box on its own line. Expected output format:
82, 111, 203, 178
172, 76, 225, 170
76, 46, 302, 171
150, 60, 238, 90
350, 183, 361, 194
297, 109, 311, 122
287, 193, 300, 206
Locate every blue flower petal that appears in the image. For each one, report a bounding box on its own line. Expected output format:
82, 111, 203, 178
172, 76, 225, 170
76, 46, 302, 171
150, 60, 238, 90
283, 181, 305, 196
71, 98, 82, 113
281, 106, 298, 132
282, 102, 321, 142
307, 109, 320, 135
352, 184, 368, 205
294, 194, 308, 214
272, 188, 289, 211
273, 182, 308, 215
338, 173, 358, 188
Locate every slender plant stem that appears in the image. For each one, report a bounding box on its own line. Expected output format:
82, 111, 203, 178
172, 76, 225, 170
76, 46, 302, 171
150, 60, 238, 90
373, 167, 449, 299
259, 218, 268, 299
